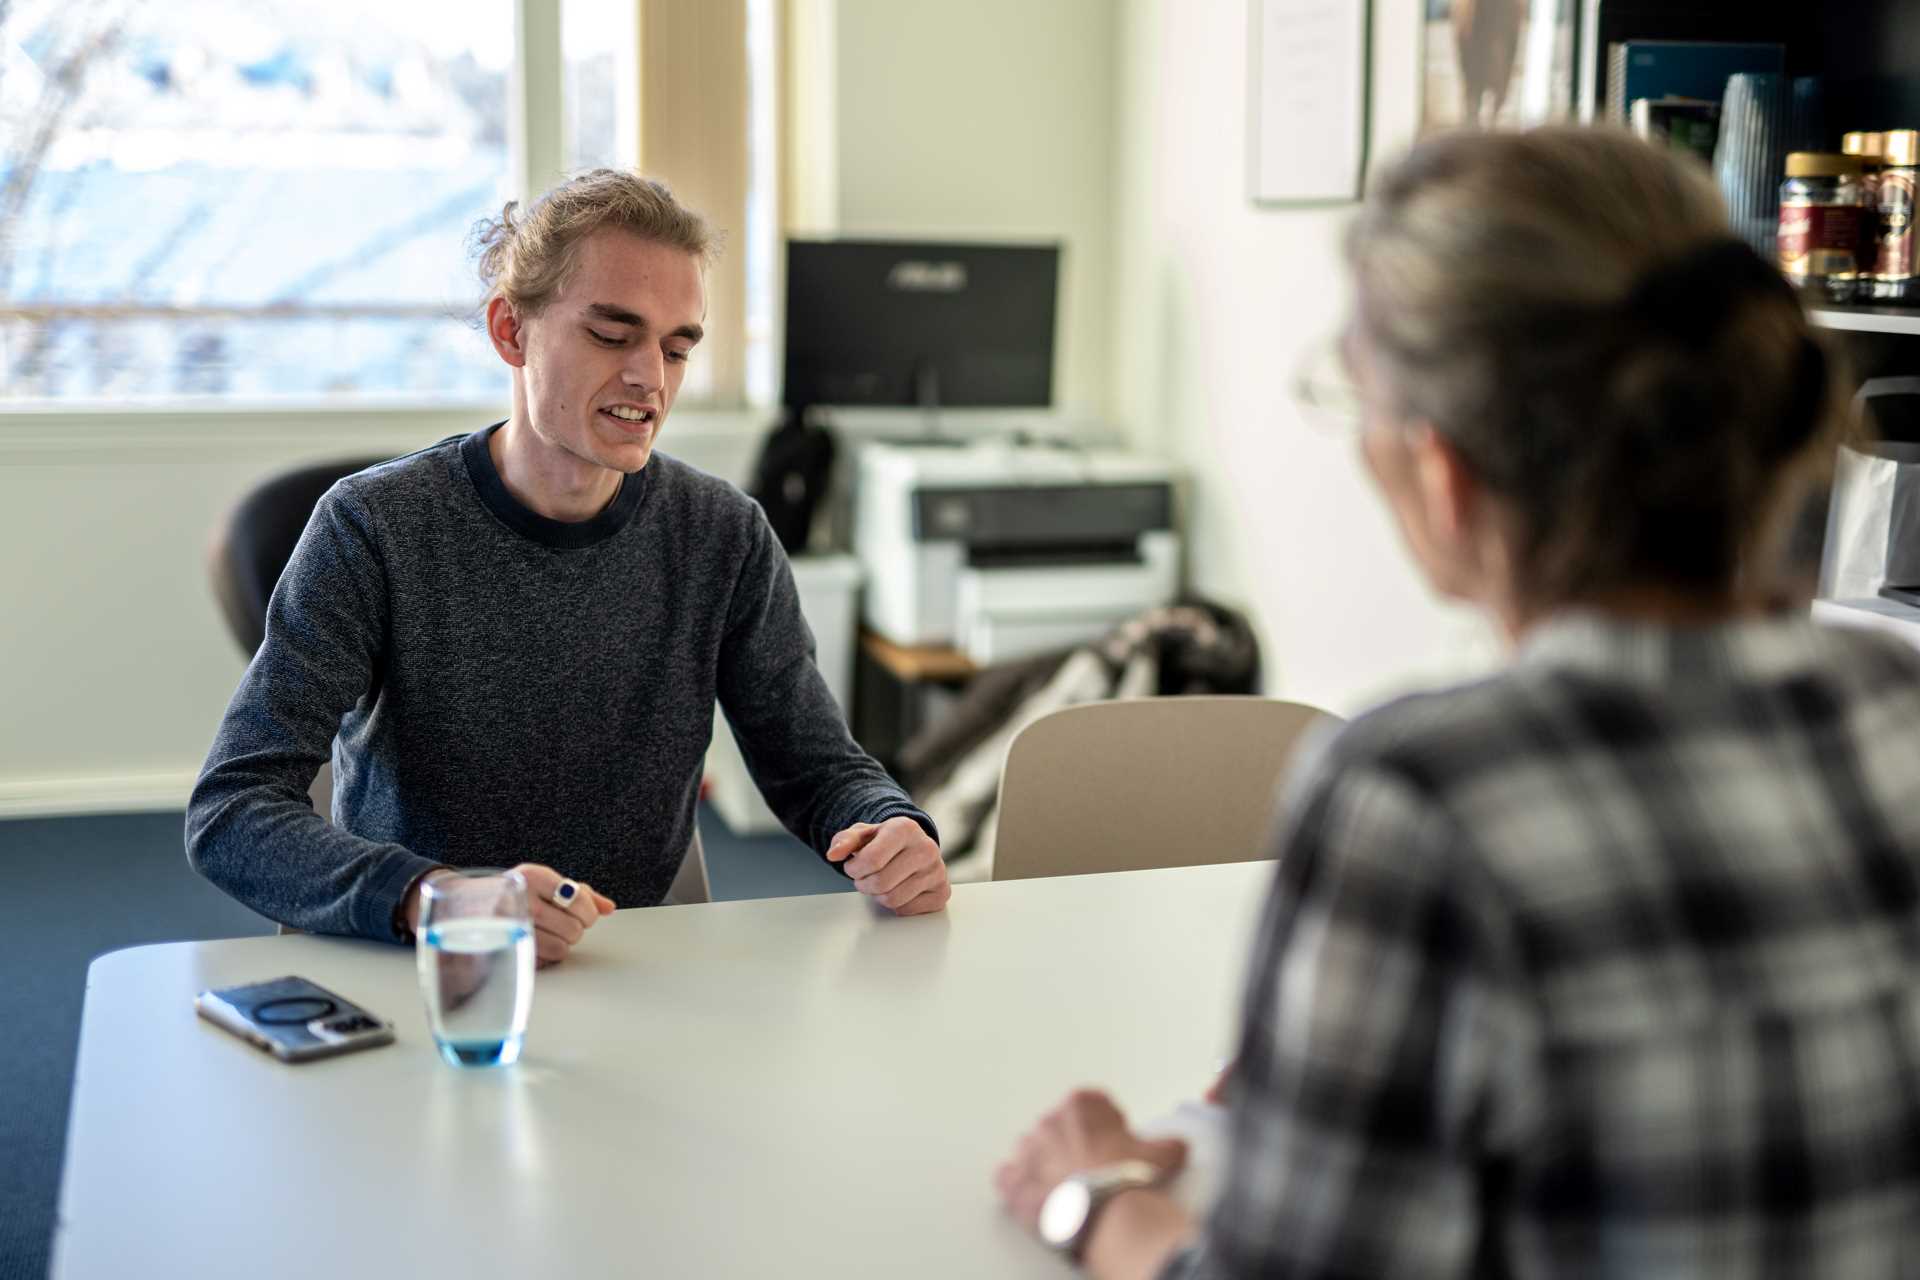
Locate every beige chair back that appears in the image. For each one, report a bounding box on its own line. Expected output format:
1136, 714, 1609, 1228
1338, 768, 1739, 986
664, 828, 712, 905
992, 696, 1339, 881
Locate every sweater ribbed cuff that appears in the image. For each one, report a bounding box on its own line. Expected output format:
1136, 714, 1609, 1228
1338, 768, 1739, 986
819, 804, 941, 879
356, 848, 447, 943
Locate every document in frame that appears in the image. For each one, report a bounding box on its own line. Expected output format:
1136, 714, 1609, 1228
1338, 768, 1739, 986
1250, 0, 1370, 205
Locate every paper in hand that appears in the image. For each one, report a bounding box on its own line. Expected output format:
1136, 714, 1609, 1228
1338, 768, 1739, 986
1135, 1099, 1231, 1217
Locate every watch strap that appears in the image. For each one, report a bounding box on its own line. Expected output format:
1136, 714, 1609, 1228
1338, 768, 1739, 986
1051, 1159, 1164, 1263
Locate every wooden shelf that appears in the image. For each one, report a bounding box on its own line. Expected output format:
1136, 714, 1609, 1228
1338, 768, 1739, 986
1808, 307, 1920, 338
858, 630, 978, 682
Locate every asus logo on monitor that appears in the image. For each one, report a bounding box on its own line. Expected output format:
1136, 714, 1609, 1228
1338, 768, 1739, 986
886, 260, 968, 292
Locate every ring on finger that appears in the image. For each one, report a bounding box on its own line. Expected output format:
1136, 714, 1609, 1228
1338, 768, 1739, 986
548, 878, 583, 909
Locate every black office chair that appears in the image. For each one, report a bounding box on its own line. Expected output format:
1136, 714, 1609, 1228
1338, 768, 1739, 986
207, 457, 384, 848
208, 457, 386, 657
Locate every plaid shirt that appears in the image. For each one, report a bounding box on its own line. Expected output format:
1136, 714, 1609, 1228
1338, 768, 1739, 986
1163, 614, 1920, 1279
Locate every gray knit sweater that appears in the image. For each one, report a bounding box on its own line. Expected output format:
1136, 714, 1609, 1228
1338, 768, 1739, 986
187, 425, 933, 940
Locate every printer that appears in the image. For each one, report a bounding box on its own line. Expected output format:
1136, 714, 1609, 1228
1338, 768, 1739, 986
853, 440, 1180, 664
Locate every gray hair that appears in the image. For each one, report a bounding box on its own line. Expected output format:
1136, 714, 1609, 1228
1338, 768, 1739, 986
1347, 126, 1847, 603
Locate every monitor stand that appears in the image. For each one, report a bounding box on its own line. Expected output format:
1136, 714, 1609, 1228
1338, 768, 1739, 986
900, 362, 966, 446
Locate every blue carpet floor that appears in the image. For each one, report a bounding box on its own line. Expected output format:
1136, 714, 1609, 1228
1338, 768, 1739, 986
0, 805, 834, 1280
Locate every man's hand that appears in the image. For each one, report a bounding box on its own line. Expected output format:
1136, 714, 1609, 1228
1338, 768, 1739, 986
512, 863, 615, 966
825, 816, 950, 915
994, 1089, 1187, 1235
402, 863, 615, 968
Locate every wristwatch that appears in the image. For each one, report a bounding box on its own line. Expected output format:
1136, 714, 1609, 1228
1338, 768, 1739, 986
1038, 1159, 1163, 1263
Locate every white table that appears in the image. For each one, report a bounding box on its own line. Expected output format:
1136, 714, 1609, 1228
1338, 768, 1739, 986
53, 862, 1269, 1279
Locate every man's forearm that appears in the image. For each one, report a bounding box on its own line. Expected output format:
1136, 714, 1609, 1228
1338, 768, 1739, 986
188, 764, 441, 940
1083, 1188, 1195, 1280
396, 865, 457, 940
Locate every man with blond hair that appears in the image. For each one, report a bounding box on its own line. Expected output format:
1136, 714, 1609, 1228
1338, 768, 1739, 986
189, 171, 948, 960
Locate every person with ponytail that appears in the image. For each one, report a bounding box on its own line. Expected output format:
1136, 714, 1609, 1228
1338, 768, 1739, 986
997, 128, 1920, 1278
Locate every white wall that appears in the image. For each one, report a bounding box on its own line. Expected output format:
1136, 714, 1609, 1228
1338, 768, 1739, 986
1106, 0, 1498, 716
0, 410, 448, 817
824, 0, 1116, 418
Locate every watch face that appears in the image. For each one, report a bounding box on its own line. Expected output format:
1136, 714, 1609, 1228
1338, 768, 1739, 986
1039, 1177, 1092, 1249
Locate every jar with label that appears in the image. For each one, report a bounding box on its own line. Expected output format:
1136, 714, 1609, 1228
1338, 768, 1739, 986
1873, 129, 1917, 304
1843, 131, 1885, 262
1779, 152, 1866, 304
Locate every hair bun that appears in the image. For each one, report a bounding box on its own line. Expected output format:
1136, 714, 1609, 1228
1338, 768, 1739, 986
1623, 238, 1797, 345
1772, 335, 1830, 461
1619, 238, 1826, 463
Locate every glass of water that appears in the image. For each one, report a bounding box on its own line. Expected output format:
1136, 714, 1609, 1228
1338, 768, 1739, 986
416, 869, 535, 1068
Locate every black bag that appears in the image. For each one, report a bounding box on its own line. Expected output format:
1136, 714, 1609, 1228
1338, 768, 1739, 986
748, 412, 836, 553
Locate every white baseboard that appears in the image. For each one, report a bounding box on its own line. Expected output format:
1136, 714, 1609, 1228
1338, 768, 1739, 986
0, 769, 198, 821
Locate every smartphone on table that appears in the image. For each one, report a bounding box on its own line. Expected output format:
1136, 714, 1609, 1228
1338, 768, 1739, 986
195, 975, 395, 1063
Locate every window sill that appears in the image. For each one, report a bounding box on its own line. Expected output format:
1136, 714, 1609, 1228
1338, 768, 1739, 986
0, 398, 773, 463
0, 395, 511, 419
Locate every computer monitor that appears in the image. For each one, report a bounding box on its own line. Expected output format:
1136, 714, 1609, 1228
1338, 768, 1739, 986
781, 239, 1060, 412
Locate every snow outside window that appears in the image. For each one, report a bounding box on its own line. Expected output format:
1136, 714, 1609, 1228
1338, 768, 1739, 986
0, 0, 516, 401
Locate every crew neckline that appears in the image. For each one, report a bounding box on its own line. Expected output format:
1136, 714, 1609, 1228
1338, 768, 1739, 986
459, 422, 649, 550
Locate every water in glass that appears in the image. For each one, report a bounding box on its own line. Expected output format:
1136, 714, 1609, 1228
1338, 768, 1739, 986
416, 870, 534, 1067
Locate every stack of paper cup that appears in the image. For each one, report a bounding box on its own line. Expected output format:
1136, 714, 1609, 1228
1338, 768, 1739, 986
1714, 72, 1791, 259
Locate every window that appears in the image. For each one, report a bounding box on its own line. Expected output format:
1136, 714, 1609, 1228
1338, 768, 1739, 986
0, 0, 518, 401
561, 0, 633, 173
743, 0, 778, 407
0, 0, 775, 408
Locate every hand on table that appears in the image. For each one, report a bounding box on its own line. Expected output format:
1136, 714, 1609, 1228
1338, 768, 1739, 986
512, 863, 616, 967
404, 863, 615, 967
994, 1089, 1188, 1235
826, 816, 951, 915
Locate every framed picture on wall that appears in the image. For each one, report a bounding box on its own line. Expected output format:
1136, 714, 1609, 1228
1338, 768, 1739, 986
1248, 0, 1371, 205
1421, 0, 1580, 132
